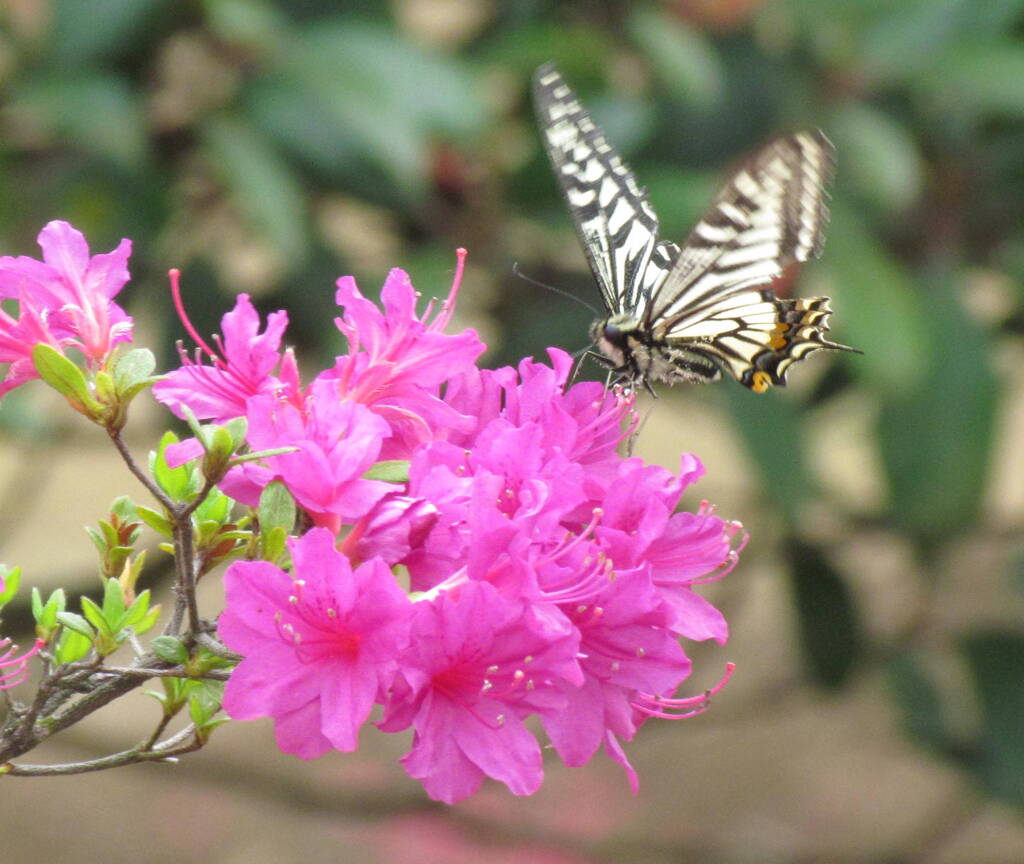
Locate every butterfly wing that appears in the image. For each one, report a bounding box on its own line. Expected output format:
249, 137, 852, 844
644, 131, 854, 390
532, 63, 671, 317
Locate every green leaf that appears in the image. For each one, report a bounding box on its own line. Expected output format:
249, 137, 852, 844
878, 273, 997, 542
98, 519, 120, 550
628, 7, 723, 107
111, 496, 138, 522
55, 628, 93, 664
208, 425, 235, 462
260, 525, 287, 564
824, 203, 930, 393
225, 417, 248, 448
52, 0, 168, 66
152, 676, 193, 715
122, 589, 151, 628
253, 22, 484, 197
34, 588, 66, 635
201, 0, 287, 52
860, 0, 972, 83
923, 41, 1024, 119
132, 604, 161, 636
31, 345, 98, 411
112, 348, 157, 397
152, 635, 189, 665
886, 649, 950, 752
79, 597, 111, 637
363, 460, 410, 483
785, 536, 862, 689
93, 371, 116, 405
101, 578, 126, 623
31, 587, 44, 623
259, 479, 295, 539
202, 114, 308, 266
136, 505, 174, 538
11, 73, 147, 169
829, 102, 924, 215
194, 488, 232, 524
720, 386, 810, 526
56, 611, 95, 640
0, 566, 20, 610
961, 632, 1024, 806
152, 431, 191, 501
189, 680, 226, 735
231, 446, 298, 464
85, 526, 106, 554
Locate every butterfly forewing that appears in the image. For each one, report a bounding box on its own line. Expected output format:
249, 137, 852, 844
532, 63, 669, 317
649, 131, 834, 326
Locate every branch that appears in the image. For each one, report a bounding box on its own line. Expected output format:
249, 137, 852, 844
2, 724, 203, 777
97, 665, 231, 681
107, 428, 175, 512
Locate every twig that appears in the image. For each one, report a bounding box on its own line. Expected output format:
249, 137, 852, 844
107, 429, 175, 512
2, 725, 203, 776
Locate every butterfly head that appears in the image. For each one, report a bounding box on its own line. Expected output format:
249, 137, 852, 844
590, 313, 638, 375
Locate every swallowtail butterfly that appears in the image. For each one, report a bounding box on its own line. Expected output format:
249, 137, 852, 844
532, 62, 858, 393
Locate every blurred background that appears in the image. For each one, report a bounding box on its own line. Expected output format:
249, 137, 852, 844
2, 1, 1023, 861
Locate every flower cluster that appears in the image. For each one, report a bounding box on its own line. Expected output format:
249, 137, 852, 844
0, 221, 133, 397
156, 250, 744, 803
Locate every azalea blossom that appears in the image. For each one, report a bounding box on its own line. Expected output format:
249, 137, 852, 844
378, 580, 582, 803
219, 380, 397, 533
219, 528, 413, 756
153, 289, 295, 423
0, 220, 133, 396
167, 250, 744, 803
323, 256, 485, 459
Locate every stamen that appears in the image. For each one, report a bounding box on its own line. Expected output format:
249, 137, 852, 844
691, 523, 749, 585
168, 269, 221, 363
632, 662, 736, 719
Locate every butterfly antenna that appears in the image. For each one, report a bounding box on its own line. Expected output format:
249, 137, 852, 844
511, 262, 601, 317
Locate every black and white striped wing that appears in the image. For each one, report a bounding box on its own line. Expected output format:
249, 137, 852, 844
532, 63, 672, 317
648, 132, 848, 390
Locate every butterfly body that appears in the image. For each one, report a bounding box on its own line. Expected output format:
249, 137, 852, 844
532, 63, 858, 393
591, 312, 724, 388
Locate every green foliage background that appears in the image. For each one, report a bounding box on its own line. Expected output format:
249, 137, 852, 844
2, 0, 1023, 846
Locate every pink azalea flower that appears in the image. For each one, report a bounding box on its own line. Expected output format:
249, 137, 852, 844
219, 528, 413, 756
0, 220, 133, 395
0, 636, 44, 690
220, 379, 395, 531
339, 493, 439, 567
140, 241, 742, 802
379, 580, 582, 803
541, 570, 689, 780
594, 457, 746, 644
153, 290, 294, 423
396, 349, 741, 790
322, 255, 486, 459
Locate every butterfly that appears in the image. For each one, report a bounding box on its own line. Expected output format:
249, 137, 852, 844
532, 62, 858, 394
